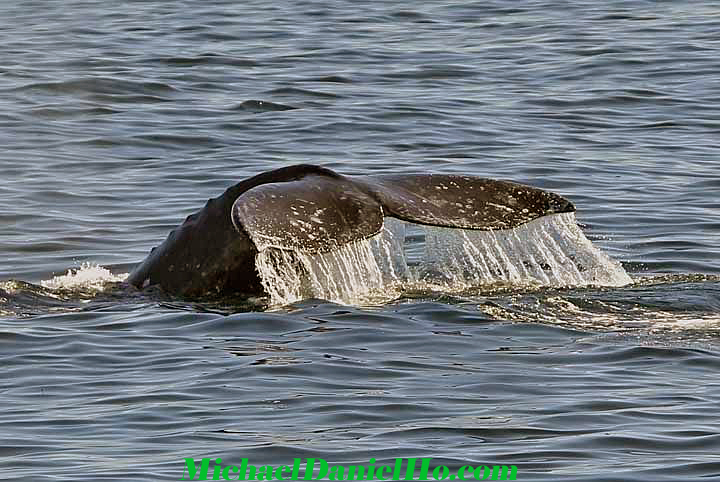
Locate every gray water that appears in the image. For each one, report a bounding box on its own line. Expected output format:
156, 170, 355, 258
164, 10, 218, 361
1, 1, 720, 481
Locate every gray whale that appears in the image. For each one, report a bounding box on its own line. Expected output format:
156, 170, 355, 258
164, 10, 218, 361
126, 164, 574, 297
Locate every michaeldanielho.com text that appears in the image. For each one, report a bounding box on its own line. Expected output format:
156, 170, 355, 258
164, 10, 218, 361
182, 457, 518, 481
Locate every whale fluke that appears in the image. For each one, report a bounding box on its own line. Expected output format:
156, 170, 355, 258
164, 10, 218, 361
370, 174, 574, 230
233, 171, 574, 253
232, 173, 384, 252
127, 164, 575, 297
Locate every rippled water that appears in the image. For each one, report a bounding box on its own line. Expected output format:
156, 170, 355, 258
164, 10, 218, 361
1, 1, 719, 481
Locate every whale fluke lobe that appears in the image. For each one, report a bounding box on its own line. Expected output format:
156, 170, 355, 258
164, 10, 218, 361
370, 174, 575, 230
127, 164, 576, 298
232, 174, 384, 253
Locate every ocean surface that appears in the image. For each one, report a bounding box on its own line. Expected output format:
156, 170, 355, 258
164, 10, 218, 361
2, 1, 719, 481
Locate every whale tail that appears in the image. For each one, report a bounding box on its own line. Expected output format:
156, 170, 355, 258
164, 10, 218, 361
128, 164, 576, 298
232, 170, 575, 253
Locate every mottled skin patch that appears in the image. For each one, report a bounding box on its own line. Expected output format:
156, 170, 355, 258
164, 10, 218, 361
127, 164, 574, 298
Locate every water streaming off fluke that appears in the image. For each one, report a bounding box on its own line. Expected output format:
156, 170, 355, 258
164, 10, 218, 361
253, 213, 632, 306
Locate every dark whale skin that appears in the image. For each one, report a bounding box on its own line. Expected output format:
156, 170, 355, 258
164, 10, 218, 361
127, 164, 575, 297
126, 165, 337, 297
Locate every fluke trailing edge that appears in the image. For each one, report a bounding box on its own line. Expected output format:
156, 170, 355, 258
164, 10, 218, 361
126, 164, 575, 297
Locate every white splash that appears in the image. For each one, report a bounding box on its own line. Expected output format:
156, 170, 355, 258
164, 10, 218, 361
420, 212, 631, 288
253, 213, 631, 306
255, 218, 409, 306
41, 263, 127, 291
